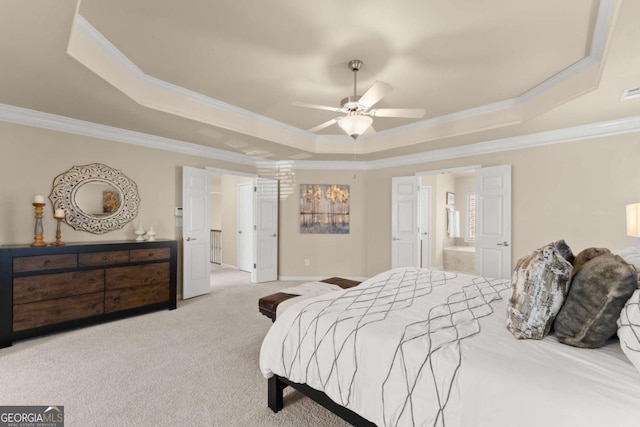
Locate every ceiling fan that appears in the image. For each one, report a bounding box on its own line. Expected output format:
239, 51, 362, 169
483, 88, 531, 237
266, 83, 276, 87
293, 59, 426, 139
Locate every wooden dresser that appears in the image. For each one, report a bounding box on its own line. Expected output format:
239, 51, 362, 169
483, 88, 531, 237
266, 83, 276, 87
0, 240, 177, 348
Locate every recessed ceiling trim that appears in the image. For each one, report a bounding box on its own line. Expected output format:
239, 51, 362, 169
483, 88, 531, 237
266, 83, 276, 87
1, 103, 639, 172
69, 14, 315, 151
362, 113, 640, 170
66, 1, 621, 155
0, 102, 257, 166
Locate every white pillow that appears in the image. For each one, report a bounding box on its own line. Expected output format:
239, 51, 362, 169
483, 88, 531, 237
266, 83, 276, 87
618, 247, 640, 283
618, 289, 640, 374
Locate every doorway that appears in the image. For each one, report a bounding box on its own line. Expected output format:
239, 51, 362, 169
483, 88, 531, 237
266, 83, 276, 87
419, 171, 476, 274
391, 165, 511, 279
182, 167, 279, 299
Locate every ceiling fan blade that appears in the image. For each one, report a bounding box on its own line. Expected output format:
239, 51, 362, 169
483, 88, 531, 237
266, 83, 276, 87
358, 81, 393, 108
370, 108, 426, 118
307, 117, 340, 133
363, 126, 376, 136
293, 101, 342, 113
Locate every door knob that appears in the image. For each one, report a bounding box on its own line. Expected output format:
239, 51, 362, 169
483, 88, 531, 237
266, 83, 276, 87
497, 241, 509, 247
270, 234, 277, 237
185, 237, 197, 241
238, 230, 242, 234
392, 237, 400, 241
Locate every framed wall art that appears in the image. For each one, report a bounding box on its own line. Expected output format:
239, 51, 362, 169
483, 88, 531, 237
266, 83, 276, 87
300, 184, 350, 234
446, 192, 455, 206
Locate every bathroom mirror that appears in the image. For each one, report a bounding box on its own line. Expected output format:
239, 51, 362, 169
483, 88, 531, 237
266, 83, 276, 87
49, 163, 140, 234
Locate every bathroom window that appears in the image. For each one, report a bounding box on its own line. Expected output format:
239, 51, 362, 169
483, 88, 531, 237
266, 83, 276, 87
465, 191, 476, 242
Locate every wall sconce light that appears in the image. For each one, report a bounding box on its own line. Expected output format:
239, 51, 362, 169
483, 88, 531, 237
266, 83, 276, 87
627, 203, 640, 237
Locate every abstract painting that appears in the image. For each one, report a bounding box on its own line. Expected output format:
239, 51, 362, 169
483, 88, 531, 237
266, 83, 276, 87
300, 184, 350, 234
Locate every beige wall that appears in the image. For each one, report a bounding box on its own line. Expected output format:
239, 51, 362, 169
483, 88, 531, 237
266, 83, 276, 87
365, 133, 640, 277
210, 174, 222, 230
279, 170, 367, 278
220, 174, 252, 266
3, 121, 640, 284
0, 122, 256, 295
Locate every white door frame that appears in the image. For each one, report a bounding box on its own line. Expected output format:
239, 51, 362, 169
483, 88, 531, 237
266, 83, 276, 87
252, 177, 279, 283
182, 166, 212, 299
391, 176, 420, 269
237, 181, 254, 273
475, 165, 512, 279
419, 185, 431, 268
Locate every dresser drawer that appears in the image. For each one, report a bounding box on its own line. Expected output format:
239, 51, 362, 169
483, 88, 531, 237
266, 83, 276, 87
130, 247, 170, 262
13, 270, 104, 304
78, 250, 129, 267
105, 263, 170, 290
13, 293, 104, 332
105, 283, 170, 313
13, 254, 77, 273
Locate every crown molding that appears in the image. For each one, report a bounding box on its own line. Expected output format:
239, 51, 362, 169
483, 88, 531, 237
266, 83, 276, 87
364, 114, 640, 170
74, 15, 309, 137
68, 1, 620, 155
1, 104, 638, 173
0, 103, 257, 166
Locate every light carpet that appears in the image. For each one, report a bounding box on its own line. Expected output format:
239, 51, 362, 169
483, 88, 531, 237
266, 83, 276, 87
0, 269, 350, 426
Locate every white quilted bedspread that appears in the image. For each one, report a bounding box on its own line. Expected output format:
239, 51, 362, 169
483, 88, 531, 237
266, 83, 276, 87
260, 267, 640, 427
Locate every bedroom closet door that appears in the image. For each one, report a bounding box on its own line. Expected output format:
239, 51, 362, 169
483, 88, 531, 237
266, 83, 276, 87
237, 182, 254, 273
391, 176, 419, 269
182, 166, 211, 299
419, 186, 431, 268
475, 165, 511, 279
252, 177, 278, 283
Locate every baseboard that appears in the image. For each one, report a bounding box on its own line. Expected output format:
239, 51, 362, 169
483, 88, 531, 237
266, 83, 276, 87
278, 276, 369, 282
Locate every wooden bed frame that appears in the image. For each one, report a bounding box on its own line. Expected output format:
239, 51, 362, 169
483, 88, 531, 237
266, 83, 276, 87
268, 375, 376, 426
261, 277, 374, 424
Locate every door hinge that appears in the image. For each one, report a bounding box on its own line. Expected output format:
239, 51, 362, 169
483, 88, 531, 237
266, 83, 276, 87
254, 225, 256, 230
254, 186, 257, 192
253, 263, 257, 269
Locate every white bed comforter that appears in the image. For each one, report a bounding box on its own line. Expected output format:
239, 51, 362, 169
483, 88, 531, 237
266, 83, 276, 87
260, 268, 640, 427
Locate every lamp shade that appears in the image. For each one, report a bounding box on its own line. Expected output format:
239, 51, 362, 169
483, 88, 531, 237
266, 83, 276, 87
338, 115, 373, 139
627, 203, 640, 237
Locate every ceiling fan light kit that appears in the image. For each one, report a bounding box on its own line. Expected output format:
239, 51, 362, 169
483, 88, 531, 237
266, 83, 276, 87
338, 114, 373, 139
294, 59, 426, 140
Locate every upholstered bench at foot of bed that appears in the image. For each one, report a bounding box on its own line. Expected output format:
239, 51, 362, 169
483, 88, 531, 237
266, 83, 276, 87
258, 277, 361, 321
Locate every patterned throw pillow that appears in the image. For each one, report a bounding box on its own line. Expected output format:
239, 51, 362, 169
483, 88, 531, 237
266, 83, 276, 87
618, 289, 640, 374
554, 253, 637, 348
552, 239, 575, 264
507, 244, 573, 340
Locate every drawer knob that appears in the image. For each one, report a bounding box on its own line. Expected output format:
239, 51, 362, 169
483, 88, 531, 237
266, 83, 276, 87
88, 279, 95, 284
148, 253, 154, 257
102, 256, 107, 261
44, 259, 51, 266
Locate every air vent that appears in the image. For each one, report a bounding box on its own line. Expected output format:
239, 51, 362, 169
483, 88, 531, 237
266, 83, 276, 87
621, 87, 640, 101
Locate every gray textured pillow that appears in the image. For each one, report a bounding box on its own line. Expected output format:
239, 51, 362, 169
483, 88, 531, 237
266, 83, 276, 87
552, 239, 575, 265
507, 244, 573, 340
554, 253, 637, 348
571, 247, 611, 279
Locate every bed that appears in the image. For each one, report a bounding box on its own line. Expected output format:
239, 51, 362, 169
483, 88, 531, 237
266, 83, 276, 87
259, 267, 640, 426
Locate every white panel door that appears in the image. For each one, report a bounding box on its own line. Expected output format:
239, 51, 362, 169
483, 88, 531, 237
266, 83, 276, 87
392, 176, 419, 269
182, 166, 211, 299
475, 165, 512, 279
419, 186, 431, 268
253, 177, 278, 283
237, 182, 253, 272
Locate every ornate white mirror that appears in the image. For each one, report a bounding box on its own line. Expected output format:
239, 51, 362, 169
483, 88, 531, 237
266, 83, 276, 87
49, 163, 140, 234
